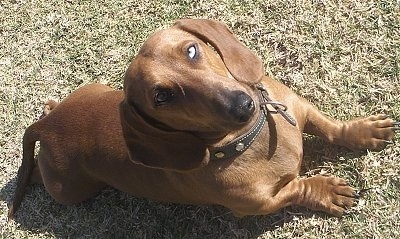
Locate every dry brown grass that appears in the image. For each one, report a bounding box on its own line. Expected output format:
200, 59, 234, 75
1, 0, 399, 238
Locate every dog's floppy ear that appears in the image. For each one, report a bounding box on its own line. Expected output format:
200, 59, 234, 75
120, 102, 210, 171
174, 19, 264, 85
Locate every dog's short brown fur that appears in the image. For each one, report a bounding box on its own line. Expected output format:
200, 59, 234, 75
9, 19, 398, 219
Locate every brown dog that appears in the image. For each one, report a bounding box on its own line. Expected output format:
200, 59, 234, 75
8, 19, 398, 219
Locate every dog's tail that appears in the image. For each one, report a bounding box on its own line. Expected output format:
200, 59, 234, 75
8, 123, 40, 220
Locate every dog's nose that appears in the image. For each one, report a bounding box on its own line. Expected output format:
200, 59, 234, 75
230, 92, 255, 123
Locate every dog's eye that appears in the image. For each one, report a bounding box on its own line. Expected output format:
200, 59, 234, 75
154, 90, 174, 106
187, 44, 198, 60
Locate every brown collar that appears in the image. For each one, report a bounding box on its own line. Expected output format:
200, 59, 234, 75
209, 83, 296, 161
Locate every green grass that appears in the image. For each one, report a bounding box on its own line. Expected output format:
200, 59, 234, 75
1, 0, 399, 238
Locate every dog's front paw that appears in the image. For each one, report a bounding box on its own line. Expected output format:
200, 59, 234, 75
298, 176, 356, 217
343, 114, 398, 151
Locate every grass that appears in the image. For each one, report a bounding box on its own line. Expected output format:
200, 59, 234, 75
0, 0, 399, 238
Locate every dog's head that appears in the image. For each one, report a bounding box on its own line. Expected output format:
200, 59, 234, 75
122, 19, 264, 171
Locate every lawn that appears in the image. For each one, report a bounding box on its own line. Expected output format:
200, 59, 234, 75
1, 0, 399, 238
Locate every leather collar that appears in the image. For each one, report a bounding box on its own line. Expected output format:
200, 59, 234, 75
209, 83, 296, 161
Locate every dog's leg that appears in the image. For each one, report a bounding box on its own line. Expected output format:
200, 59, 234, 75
302, 101, 397, 151
35, 145, 106, 206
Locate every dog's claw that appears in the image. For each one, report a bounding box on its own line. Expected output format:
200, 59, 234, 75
384, 140, 394, 145
351, 198, 359, 207
353, 192, 361, 199
355, 188, 372, 198
393, 122, 400, 131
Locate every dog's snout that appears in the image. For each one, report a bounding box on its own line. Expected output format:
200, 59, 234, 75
230, 92, 255, 123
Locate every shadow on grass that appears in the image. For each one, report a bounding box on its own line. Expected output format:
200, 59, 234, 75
0, 137, 362, 239
1, 182, 293, 238
301, 135, 367, 179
